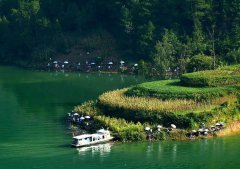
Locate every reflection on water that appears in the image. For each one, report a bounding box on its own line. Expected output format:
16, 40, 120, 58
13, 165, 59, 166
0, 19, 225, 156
77, 143, 112, 156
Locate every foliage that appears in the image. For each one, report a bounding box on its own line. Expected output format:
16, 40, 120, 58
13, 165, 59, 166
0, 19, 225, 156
181, 68, 240, 87
94, 116, 146, 142
226, 49, 240, 64
152, 30, 180, 75
74, 101, 100, 116
96, 88, 239, 128
126, 80, 239, 101
0, 0, 240, 67
218, 64, 240, 71
99, 89, 211, 114
187, 54, 214, 72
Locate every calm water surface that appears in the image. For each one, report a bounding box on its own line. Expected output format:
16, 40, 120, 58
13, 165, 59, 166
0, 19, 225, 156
0, 66, 240, 169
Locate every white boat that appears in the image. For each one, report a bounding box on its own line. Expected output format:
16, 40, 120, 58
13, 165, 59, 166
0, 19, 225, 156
71, 129, 114, 147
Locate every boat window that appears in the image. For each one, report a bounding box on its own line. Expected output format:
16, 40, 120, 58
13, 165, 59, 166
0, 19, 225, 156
72, 139, 78, 145
84, 137, 91, 142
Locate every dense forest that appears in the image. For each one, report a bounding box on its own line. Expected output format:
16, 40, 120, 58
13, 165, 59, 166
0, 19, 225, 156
0, 0, 239, 72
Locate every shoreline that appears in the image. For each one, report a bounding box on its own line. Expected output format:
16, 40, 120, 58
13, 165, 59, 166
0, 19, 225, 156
217, 121, 240, 137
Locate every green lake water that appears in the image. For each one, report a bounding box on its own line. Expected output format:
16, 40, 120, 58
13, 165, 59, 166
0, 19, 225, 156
0, 66, 240, 169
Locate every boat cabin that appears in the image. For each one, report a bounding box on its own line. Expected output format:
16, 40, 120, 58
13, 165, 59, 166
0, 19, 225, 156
72, 129, 113, 147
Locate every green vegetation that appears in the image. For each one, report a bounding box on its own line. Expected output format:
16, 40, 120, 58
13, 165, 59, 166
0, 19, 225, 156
98, 88, 238, 129
94, 116, 146, 142
126, 80, 239, 101
99, 89, 206, 113
73, 66, 240, 141
180, 67, 240, 87
74, 101, 146, 142
0, 0, 239, 73
219, 64, 240, 71
187, 54, 214, 72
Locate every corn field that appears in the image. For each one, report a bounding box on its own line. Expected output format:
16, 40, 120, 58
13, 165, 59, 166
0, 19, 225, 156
98, 88, 213, 113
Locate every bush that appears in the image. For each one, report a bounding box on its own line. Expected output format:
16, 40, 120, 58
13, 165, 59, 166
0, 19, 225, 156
74, 101, 100, 116
226, 49, 240, 64
94, 116, 146, 142
187, 54, 214, 72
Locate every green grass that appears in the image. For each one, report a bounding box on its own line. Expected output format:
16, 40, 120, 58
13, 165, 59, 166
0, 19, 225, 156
126, 79, 239, 101
180, 65, 240, 87
218, 64, 240, 71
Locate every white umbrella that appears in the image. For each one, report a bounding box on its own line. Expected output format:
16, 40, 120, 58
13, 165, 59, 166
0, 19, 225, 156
91, 62, 96, 65
204, 129, 209, 132
198, 129, 204, 132
192, 130, 197, 133
157, 125, 162, 128
53, 61, 58, 64
108, 62, 113, 65
120, 61, 125, 64
134, 64, 138, 67
145, 127, 151, 131
171, 124, 176, 129
85, 116, 90, 119
64, 61, 69, 64
216, 123, 220, 126
80, 116, 85, 120
74, 113, 79, 116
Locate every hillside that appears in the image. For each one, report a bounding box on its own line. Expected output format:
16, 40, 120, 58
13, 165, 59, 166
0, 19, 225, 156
0, 0, 239, 70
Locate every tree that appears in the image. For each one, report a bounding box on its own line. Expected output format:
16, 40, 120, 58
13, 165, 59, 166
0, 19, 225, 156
226, 49, 240, 64
187, 54, 213, 71
62, 3, 81, 31
152, 30, 180, 74
120, 6, 133, 34
137, 20, 155, 59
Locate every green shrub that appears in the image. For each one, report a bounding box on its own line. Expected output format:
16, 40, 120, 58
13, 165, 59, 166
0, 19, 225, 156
94, 116, 146, 142
226, 49, 240, 64
152, 131, 167, 140
187, 54, 214, 72
74, 101, 101, 116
